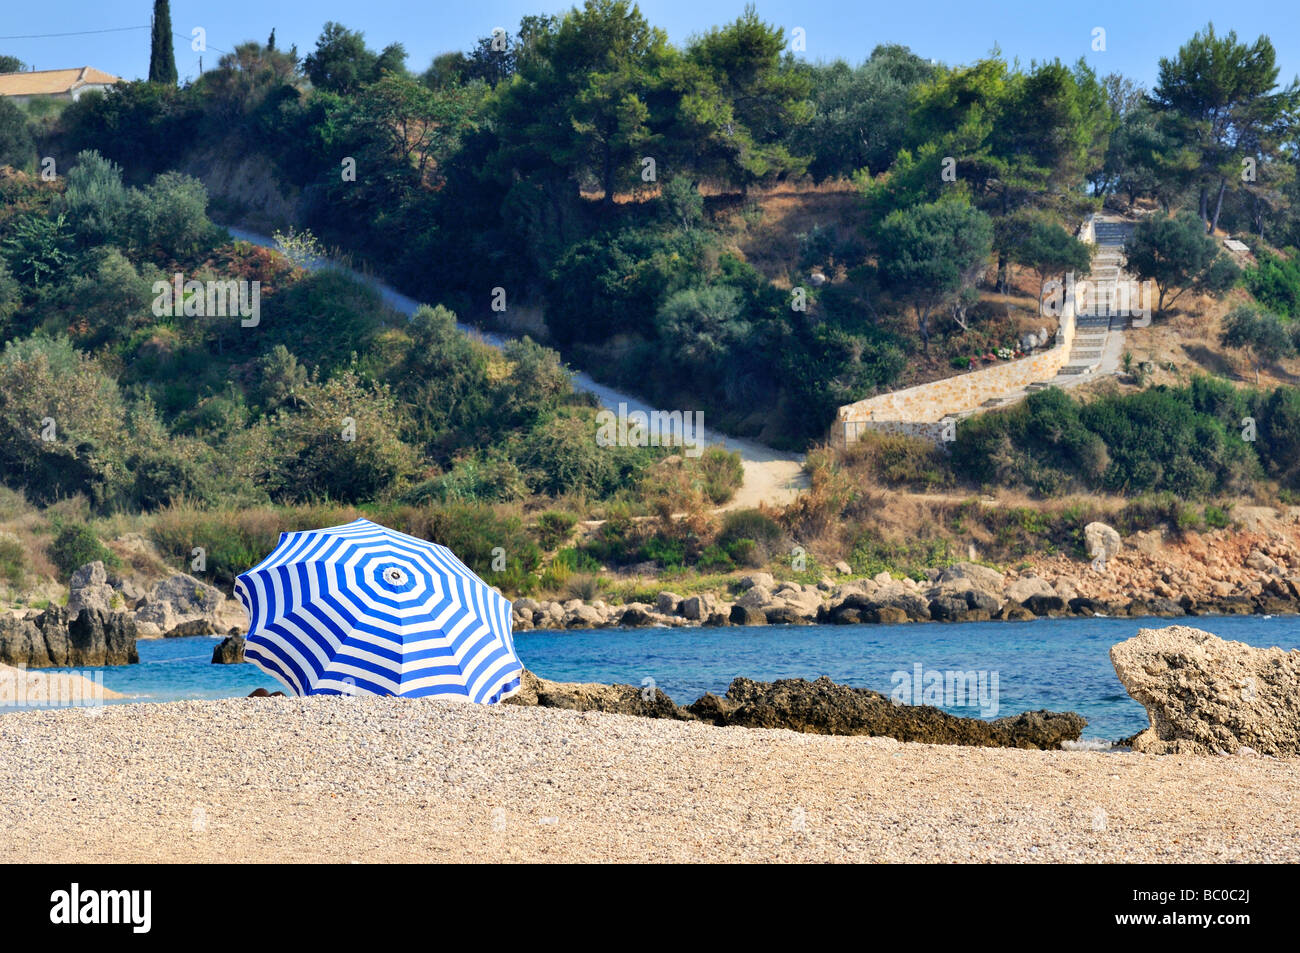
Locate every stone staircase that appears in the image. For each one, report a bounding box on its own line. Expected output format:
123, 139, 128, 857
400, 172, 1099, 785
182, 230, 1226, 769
1046, 215, 1132, 384
943, 215, 1134, 426
832, 213, 1136, 445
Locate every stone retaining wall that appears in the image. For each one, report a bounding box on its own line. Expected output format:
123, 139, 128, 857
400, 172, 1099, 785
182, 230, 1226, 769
830, 215, 1095, 447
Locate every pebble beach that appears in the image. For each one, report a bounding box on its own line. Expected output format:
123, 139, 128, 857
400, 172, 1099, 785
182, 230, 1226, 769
1, 696, 1296, 863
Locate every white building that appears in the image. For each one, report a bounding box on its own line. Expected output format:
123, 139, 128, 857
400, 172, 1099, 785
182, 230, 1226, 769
0, 66, 122, 106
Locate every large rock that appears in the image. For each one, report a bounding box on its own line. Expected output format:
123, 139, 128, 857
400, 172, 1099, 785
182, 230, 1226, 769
729, 605, 767, 626
832, 584, 931, 622
1111, 625, 1300, 756
66, 561, 118, 617
1084, 522, 1122, 563
212, 634, 246, 664
653, 591, 682, 615
928, 587, 999, 621
764, 605, 812, 625
936, 562, 1005, 593
686, 676, 1085, 749
735, 585, 773, 609
928, 593, 971, 621
134, 573, 229, 637
503, 669, 690, 719
165, 618, 240, 637
1005, 575, 1055, 604
69, 561, 107, 589
565, 604, 607, 628
1245, 549, 1280, 574
0, 606, 137, 668
679, 593, 721, 621
616, 604, 657, 627
1022, 593, 1067, 617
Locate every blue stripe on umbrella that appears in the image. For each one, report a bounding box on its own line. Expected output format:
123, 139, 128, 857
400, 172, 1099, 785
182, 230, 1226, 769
236, 519, 522, 703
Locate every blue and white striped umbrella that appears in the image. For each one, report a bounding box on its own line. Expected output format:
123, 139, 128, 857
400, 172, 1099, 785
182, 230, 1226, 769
235, 518, 521, 703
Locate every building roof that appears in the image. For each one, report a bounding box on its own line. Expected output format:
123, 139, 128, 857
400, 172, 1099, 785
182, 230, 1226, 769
0, 66, 122, 97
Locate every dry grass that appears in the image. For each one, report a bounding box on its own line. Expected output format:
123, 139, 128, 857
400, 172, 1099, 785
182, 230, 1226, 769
779, 440, 1235, 572
1078, 283, 1300, 401
717, 179, 866, 282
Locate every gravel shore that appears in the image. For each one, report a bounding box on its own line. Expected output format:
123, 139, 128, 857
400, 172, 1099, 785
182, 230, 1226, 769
1, 696, 1296, 863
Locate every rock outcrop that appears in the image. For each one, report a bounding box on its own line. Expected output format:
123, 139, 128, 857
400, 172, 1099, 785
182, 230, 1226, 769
503, 669, 689, 719
66, 561, 119, 617
687, 676, 1086, 749
134, 573, 244, 638
1085, 522, 1122, 563
212, 635, 246, 664
1111, 625, 1300, 756
505, 670, 1085, 749
505, 517, 1300, 633
0, 606, 138, 668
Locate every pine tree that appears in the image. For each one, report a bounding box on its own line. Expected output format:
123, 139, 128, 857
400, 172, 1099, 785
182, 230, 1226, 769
148, 0, 178, 85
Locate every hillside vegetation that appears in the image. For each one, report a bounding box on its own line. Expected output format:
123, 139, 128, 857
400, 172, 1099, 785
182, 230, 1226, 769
3, 5, 1300, 598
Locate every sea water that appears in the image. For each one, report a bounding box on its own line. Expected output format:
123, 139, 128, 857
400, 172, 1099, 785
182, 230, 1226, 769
21, 615, 1300, 741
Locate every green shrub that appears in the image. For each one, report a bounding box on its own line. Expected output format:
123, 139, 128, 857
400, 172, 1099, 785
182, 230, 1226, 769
512, 410, 652, 498
0, 535, 26, 585
403, 454, 528, 505
640, 534, 686, 568
49, 524, 118, 579
59, 150, 131, 246
1, 212, 73, 287
724, 537, 761, 568
1203, 504, 1231, 529
696, 446, 745, 504
0, 97, 35, 169
577, 504, 643, 567
127, 170, 222, 260
696, 543, 735, 571
848, 530, 950, 580
1244, 249, 1300, 318
0, 334, 131, 509
716, 508, 784, 563
951, 382, 1258, 499
535, 511, 579, 551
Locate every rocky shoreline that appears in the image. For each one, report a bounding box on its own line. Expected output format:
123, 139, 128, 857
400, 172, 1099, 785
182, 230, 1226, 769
504, 669, 1087, 749
9, 514, 1300, 670
1, 560, 245, 668
510, 560, 1300, 633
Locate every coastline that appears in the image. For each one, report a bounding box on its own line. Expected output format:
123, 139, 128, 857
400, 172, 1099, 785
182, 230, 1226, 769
1, 695, 1294, 863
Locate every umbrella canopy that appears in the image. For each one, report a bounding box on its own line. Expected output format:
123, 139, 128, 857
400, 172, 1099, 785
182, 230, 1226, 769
235, 518, 521, 703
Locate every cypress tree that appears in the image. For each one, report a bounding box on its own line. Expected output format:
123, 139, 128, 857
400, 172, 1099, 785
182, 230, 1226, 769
148, 0, 178, 85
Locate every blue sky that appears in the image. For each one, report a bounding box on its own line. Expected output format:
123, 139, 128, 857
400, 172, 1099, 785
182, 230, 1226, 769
3, 0, 1298, 90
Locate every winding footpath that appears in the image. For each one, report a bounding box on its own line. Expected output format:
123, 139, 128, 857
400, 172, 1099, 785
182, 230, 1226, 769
224, 226, 807, 510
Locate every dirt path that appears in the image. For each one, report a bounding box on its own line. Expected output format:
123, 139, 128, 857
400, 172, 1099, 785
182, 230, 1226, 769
225, 226, 807, 510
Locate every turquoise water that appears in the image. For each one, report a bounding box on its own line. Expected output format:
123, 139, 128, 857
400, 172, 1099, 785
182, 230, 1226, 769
22, 615, 1300, 741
